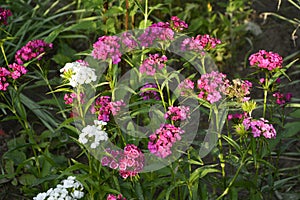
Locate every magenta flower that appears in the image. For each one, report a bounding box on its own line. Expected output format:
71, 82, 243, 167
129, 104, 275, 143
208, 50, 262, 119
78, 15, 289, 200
15, 40, 53, 65
92, 36, 122, 64
140, 83, 160, 100
107, 194, 126, 200
0, 7, 12, 25
170, 16, 188, 32
197, 71, 229, 103
101, 145, 144, 179
0, 67, 10, 91
164, 106, 190, 122
8, 63, 27, 80
64, 93, 84, 105
178, 79, 194, 95
91, 96, 112, 122
120, 32, 138, 51
148, 124, 184, 158
139, 54, 168, 76
249, 50, 283, 71
243, 117, 276, 139
109, 100, 126, 115
138, 21, 174, 47
181, 34, 221, 53
273, 92, 292, 106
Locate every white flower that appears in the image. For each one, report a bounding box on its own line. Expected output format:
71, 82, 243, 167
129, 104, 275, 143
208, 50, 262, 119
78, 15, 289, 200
33, 192, 48, 200
78, 120, 108, 148
60, 61, 97, 87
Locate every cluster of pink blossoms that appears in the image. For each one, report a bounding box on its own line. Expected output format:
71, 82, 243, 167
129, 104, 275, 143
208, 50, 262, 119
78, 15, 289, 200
178, 79, 194, 95
197, 71, 230, 103
0, 67, 10, 91
140, 83, 160, 100
15, 39, 53, 65
249, 50, 283, 71
92, 36, 122, 64
0, 7, 12, 25
273, 92, 292, 106
101, 144, 144, 179
148, 124, 184, 158
139, 54, 168, 76
170, 16, 188, 32
64, 93, 84, 105
107, 194, 126, 200
120, 32, 138, 51
181, 34, 221, 53
243, 117, 276, 139
91, 96, 125, 122
164, 106, 190, 122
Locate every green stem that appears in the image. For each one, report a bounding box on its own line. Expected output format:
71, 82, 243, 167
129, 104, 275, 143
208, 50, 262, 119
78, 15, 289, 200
0, 44, 9, 66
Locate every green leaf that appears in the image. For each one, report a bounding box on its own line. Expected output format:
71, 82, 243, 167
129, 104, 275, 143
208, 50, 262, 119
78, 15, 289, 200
283, 122, 300, 138
18, 174, 37, 186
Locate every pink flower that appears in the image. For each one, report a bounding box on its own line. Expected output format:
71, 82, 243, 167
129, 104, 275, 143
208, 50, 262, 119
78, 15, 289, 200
164, 106, 190, 121
107, 194, 126, 200
120, 32, 138, 51
273, 92, 292, 106
181, 34, 221, 53
197, 71, 229, 103
15, 40, 52, 65
178, 79, 194, 95
242, 117, 276, 139
8, 63, 27, 79
249, 50, 283, 71
139, 54, 168, 76
92, 36, 122, 64
0, 67, 10, 91
148, 124, 184, 158
0, 7, 12, 25
170, 16, 188, 32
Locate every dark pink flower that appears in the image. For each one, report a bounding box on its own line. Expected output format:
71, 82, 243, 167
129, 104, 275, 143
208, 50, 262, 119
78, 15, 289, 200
0, 7, 12, 25
164, 106, 190, 121
170, 16, 188, 32
0, 67, 10, 91
242, 117, 276, 139
181, 34, 221, 53
273, 92, 292, 106
249, 50, 283, 71
107, 194, 126, 200
178, 79, 194, 95
8, 63, 27, 79
139, 54, 167, 76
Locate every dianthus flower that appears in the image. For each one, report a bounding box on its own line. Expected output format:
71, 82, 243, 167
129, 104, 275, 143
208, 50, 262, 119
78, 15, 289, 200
170, 16, 188, 32
78, 120, 108, 148
92, 36, 122, 64
0, 67, 10, 91
60, 60, 97, 87
33, 176, 84, 200
139, 54, 168, 76
140, 83, 160, 100
15, 39, 52, 65
8, 63, 27, 79
0, 7, 12, 25
197, 71, 229, 104
107, 194, 127, 200
110, 100, 126, 115
138, 21, 174, 47
226, 79, 252, 102
64, 92, 84, 105
178, 79, 194, 95
120, 32, 138, 51
249, 50, 283, 71
148, 124, 184, 158
181, 34, 221, 53
273, 92, 292, 106
164, 106, 190, 122
101, 144, 145, 179
242, 117, 276, 139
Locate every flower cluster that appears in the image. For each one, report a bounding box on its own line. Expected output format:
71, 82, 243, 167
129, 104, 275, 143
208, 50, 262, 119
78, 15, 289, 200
243, 117, 276, 139
107, 194, 127, 200
226, 79, 252, 102
78, 120, 108, 148
181, 34, 221, 53
0, 7, 12, 25
148, 124, 184, 158
8, 63, 27, 80
101, 144, 145, 179
139, 54, 168, 76
33, 176, 84, 200
91, 96, 125, 122
249, 50, 283, 71
178, 79, 194, 95
170, 16, 188, 32
273, 92, 292, 106
197, 71, 230, 104
92, 36, 122, 64
60, 60, 97, 87
140, 83, 160, 100
164, 106, 190, 122
120, 32, 138, 51
0, 67, 10, 91
15, 39, 53, 65
138, 21, 174, 47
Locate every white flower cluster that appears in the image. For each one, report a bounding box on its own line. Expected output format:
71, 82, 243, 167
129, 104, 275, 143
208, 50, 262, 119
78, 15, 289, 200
60, 61, 97, 87
79, 120, 108, 148
33, 176, 84, 200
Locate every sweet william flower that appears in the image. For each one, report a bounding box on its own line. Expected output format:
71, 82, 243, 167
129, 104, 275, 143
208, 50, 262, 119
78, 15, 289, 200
249, 50, 283, 71
0, 7, 12, 25
0, 67, 10, 91
107, 194, 126, 200
139, 54, 168, 76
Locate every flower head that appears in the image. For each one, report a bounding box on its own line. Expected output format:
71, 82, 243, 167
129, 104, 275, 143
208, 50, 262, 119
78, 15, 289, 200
226, 79, 252, 102
178, 79, 194, 96
181, 34, 221, 53
164, 106, 190, 122
273, 92, 292, 106
140, 83, 160, 100
242, 117, 276, 139
139, 54, 168, 76
92, 36, 122, 64
249, 50, 283, 71
107, 194, 127, 200
0, 67, 11, 91
60, 60, 96, 87
15, 39, 52, 65
8, 63, 27, 79
0, 7, 12, 25
170, 16, 188, 32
